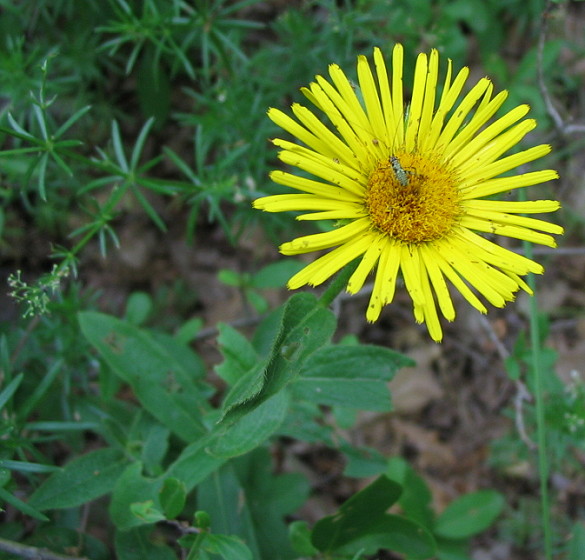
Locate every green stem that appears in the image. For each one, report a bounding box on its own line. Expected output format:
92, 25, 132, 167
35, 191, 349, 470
318, 258, 360, 309
522, 235, 553, 559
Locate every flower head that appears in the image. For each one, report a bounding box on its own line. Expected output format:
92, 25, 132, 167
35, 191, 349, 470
254, 45, 563, 342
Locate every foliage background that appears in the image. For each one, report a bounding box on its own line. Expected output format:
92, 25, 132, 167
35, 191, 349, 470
0, 0, 584, 559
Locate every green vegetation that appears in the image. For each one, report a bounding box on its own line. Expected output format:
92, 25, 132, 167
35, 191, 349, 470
1, 1, 582, 559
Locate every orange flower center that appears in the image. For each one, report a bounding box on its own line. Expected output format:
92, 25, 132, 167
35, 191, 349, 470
366, 151, 461, 243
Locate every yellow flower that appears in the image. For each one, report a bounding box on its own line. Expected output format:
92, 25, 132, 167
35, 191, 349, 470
254, 45, 563, 342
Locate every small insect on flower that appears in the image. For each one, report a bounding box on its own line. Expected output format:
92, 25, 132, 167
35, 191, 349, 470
254, 44, 563, 342
389, 155, 410, 187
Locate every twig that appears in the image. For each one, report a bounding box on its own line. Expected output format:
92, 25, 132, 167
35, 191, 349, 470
0, 537, 87, 560
514, 379, 537, 451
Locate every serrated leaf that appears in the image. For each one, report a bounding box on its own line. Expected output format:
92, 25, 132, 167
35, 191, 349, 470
219, 293, 336, 426
28, 448, 127, 511
78, 311, 207, 442
208, 391, 288, 458
434, 490, 504, 539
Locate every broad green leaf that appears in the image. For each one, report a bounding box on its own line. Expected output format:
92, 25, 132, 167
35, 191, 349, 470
302, 345, 413, 380
234, 448, 310, 560
159, 477, 186, 519
250, 260, 305, 289
289, 521, 318, 556
568, 522, 585, 560
342, 444, 387, 478
386, 457, 434, 530
78, 311, 207, 442
28, 448, 127, 511
130, 500, 166, 524
434, 490, 505, 539
293, 378, 391, 411
292, 345, 412, 411
311, 473, 436, 558
208, 391, 288, 458
110, 462, 164, 530
163, 440, 226, 492
335, 515, 436, 559
220, 293, 336, 426
436, 538, 471, 560
124, 291, 152, 325
201, 534, 253, 560
276, 401, 334, 444
215, 323, 261, 386
115, 526, 177, 560
197, 465, 261, 559
312, 476, 402, 551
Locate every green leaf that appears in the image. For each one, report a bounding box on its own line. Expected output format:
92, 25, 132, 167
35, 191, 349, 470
215, 323, 259, 386
220, 293, 336, 426
312, 476, 402, 551
386, 457, 434, 530
159, 477, 186, 519
0, 372, 23, 411
292, 345, 412, 411
110, 462, 164, 530
0, 486, 49, 521
289, 521, 318, 556
200, 534, 253, 560
208, 391, 288, 458
568, 522, 585, 560
115, 526, 177, 560
311, 475, 435, 559
163, 440, 226, 492
130, 500, 166, 524
78, 311, 208, 442
435, 538, 471, 560
124, 292, 153, 325
234, 447, 309, 560
336, 515, 436, 559
28, 448, 127, 511
249, 260, 305, 289
342, 444, 387, 478
197, 465, 261, 559
434, 490, 505, 539
26, 526, 109, 560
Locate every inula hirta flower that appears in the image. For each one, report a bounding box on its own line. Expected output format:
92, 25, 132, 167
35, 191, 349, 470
254, 45, 563, 341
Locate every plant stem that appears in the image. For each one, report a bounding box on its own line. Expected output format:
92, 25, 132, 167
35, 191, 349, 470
318, 258, 360, 309
523, 241, 553, 560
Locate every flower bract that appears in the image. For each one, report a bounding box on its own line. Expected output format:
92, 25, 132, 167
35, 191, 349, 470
254, 45, 563, 342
